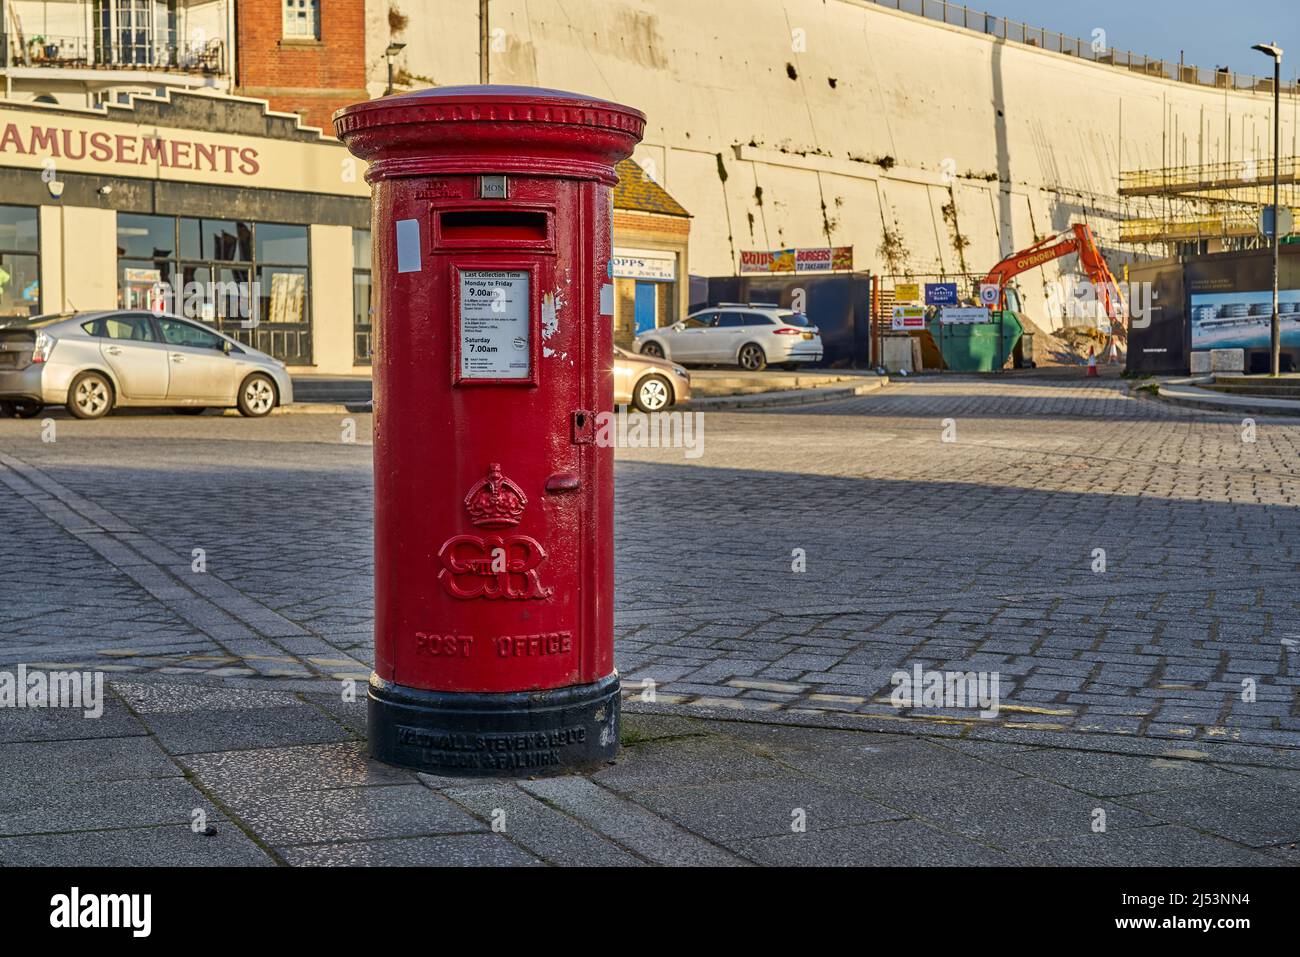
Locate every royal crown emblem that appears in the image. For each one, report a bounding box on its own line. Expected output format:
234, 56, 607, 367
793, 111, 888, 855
464, 463, 527, 528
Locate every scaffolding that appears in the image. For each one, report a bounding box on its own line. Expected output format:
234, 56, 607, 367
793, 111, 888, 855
1119, 157, 1300, 252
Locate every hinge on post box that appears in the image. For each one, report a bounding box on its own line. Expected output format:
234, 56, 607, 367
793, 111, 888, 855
571, 410, 596, 444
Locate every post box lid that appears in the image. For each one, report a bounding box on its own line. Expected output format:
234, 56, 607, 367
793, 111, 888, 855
334, 85, 645, 184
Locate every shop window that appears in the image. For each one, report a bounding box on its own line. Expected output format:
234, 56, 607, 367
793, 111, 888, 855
352, 229, 373, 364
258, 266, 308, 324
283, 0, 321, 40
117, 213, 178, 310
256, 224, 309, 266
117, 213, 174, 259
0, 205, 40, 318
181, 218, 253, 262
117, 214, 312, 364
255, 225, 309, 330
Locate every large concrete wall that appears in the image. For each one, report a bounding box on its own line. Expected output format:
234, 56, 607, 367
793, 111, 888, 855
369, 0, 1299, 329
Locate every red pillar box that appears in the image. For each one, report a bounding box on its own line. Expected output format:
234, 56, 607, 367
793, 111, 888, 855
334, 87, 644, 776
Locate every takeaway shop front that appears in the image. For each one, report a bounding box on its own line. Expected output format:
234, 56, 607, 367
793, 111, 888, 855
0, 92, 372, 374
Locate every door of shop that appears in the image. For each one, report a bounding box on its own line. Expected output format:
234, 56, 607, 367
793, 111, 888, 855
634, 281, 657, 335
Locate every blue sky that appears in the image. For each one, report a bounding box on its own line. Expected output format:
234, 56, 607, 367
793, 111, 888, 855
979, 0, 1297, 78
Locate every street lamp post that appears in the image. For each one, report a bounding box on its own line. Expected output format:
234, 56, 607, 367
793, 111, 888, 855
385, 42, 406, 96
1252, 42, 1284, 376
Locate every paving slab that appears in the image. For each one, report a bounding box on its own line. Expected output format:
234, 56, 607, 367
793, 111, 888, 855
754, 731, 1029, 793
590, 733, 790, 792
735, 819, 1018, 866
0, 777, 220, 837
629, 777, 905, 843
520, 777, 744, 866
138, 704, 355, 755
1006, 825, 1286, 867
0, 734, 178, 788
0, 821, 276, 867
0, 696, 146, 743
224, 784, 485, 847
113, 679, 303, 714
996, 748, 1235, 797
280, 834, 542, 867
440, 783, 642, 866
1120, 781, 1300, 848
183, 741, 413, 799
878, 774, 1160, 844
300, 690, 369, 736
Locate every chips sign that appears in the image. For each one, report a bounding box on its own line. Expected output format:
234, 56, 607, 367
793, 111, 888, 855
895, 282, 921, 303
925, 282, 958, 305
891, 305, 926, 330
739, 246, 853, 274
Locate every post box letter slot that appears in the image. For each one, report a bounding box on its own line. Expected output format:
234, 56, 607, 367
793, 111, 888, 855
439, 210, 549, 243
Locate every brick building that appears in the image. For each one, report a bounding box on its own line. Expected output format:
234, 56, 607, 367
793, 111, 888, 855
611, 158, 691, 346
236, 0, 368, 132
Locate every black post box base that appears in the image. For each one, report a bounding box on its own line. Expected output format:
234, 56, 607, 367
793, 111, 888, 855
367, 673, 621, 777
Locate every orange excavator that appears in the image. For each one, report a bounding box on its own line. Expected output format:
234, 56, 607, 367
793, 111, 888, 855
982, 223, 1128, 343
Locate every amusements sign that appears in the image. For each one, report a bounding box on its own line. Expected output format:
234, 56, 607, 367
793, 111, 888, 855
740, 246, 853, 274
0, 105, 369, 197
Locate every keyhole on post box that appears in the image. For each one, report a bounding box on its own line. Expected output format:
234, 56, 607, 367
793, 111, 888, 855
571, 409, 596, 444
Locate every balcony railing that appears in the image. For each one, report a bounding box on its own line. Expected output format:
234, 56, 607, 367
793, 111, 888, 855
871, 0, 1300, 96
5, 33, 226, 75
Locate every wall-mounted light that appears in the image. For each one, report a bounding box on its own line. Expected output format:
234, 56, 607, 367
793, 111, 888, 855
385, 42, 407, 96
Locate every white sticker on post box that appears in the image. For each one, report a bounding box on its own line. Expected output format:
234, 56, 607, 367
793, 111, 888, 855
459, 270, 531, 379
396, 219, 421, 273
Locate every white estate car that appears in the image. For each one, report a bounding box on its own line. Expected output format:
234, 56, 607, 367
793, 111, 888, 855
633, 304, 823, 371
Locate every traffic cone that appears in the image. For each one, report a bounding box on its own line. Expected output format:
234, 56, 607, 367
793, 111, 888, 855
1086, 346, 1098, 377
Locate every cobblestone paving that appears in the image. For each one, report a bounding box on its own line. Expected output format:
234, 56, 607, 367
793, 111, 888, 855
1, 379, 1298, 757
616, 380, 1300, 753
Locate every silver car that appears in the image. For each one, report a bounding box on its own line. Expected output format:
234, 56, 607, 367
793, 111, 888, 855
0, 310, 293, 420
634, 304, 823, 371
613, 346, 691, 412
